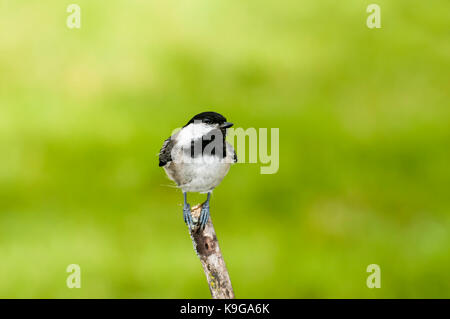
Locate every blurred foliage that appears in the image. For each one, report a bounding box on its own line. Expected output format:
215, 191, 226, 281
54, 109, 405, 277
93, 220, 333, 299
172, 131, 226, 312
0, 0, 449, 298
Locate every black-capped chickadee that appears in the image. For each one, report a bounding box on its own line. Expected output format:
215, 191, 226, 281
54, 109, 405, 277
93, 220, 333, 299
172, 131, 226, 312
159, 112, 237, 230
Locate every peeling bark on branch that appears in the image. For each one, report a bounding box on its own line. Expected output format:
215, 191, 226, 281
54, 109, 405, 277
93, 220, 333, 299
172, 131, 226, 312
189, 203, 235, 299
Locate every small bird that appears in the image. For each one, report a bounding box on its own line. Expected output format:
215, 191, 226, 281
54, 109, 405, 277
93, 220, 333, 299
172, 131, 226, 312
159, 112, 237, 230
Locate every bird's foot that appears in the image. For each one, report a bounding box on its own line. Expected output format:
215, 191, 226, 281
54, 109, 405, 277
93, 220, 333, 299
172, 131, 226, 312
199, 203, 210, 230
183, 203, 193, 229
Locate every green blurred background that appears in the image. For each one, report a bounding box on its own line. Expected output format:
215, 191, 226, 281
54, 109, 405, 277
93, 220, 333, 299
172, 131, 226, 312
0, 0, 449, 298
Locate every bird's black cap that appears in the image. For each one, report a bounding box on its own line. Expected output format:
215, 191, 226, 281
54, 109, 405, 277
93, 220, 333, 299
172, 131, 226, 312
185, 112, 229, 126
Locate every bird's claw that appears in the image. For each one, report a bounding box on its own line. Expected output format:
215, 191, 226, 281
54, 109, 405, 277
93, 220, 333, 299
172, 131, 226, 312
183, 203, 193, 229
199, 204, 210, 230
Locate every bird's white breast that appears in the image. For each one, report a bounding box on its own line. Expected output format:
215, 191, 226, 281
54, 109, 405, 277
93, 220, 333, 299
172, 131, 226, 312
163, 122, 234, 193
164, 142, 234, 193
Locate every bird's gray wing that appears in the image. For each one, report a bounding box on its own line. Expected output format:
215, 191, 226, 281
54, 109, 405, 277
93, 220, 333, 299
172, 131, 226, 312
159, 136, 175, 167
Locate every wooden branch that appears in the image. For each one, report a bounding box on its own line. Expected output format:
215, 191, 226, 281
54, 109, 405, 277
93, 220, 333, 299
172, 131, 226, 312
189, 203, 235, 299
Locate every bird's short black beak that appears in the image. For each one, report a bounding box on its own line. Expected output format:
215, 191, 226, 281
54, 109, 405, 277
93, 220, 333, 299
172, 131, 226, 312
221, 122, 234, 129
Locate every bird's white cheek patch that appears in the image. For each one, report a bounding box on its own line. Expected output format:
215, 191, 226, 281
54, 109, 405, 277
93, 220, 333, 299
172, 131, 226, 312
177, 123, 214, 146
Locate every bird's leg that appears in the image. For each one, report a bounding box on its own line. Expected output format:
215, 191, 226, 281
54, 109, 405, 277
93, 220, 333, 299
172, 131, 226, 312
183, 192, 193, 229
199, 192, 211, 230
